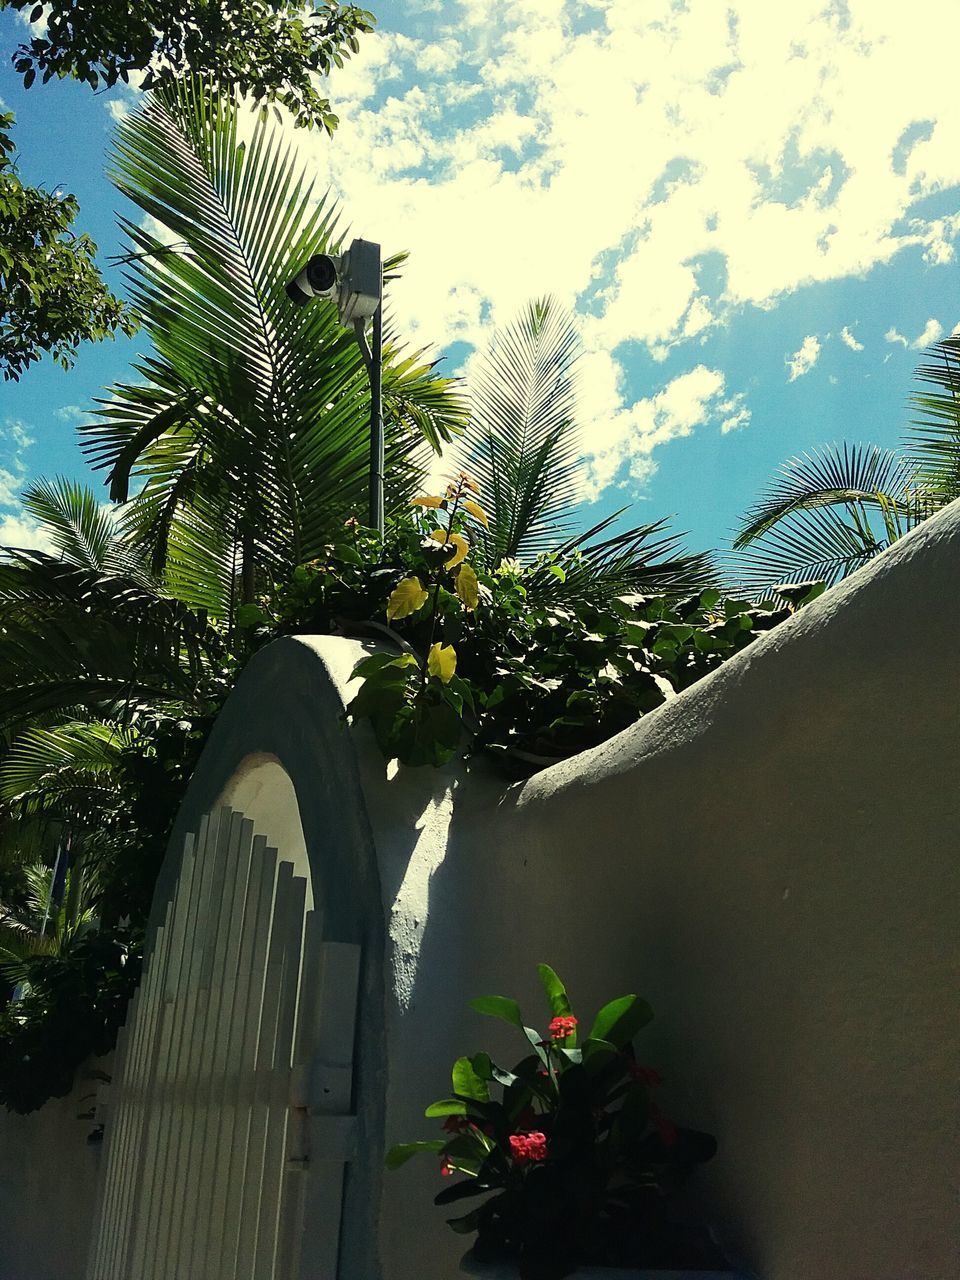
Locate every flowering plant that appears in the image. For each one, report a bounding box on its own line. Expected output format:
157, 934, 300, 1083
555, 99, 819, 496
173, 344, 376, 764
386, 965, 726, 1279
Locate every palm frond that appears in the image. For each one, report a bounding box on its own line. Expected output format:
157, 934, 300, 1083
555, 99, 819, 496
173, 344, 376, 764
0, 721, 137, 806
457, 296, 582, 561
525, 511, 715, 603
0, 550, 222, 727
906, 336, 960, 504
730, 502, 895, 595
733, 443, 919, 547
729, 442, 931, 594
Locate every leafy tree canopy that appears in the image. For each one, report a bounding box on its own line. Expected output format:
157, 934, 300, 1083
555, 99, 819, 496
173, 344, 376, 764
0, 112, 135, 381
3, 0, 376, 131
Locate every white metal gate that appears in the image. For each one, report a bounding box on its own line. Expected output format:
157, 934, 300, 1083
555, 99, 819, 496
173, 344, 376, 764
86, 806, 360, 1280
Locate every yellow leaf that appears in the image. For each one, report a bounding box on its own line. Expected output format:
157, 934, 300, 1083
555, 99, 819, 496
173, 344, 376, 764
427, 641, 457, 683
429, 528, 469, 569
463, 499, 489, 528
411, 495, 444, 508
459, 472, 481, 494
455, 562, 479, 611
386, 575, 429, 622
443, 532, 469, 569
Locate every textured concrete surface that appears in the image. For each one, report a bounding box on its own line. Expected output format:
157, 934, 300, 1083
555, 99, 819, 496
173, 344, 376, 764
0, 1062, 108, 1280
3, 498, 959, 1280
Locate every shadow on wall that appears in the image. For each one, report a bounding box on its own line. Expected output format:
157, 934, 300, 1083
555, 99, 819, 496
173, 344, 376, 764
0, 1062, 109, 1280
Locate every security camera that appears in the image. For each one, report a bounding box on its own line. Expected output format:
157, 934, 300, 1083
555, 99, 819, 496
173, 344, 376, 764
285, 254, 342, 306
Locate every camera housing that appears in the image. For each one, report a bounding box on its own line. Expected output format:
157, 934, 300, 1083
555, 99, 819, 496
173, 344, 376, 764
284, 240, 381, 320
285, 254, 341, 306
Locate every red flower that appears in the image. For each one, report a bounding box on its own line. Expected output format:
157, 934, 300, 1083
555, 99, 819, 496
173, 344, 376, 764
548, 1015, 578, 1041
509, 1131, 548, 1164
440, 1158, 454, 1176
628, 1061, 663, 1087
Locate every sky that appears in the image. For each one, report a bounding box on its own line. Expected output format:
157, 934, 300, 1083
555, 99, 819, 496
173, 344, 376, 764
3, 0, 960, 560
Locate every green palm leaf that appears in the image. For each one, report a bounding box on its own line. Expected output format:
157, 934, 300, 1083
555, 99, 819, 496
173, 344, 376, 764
0, 547, 222, 726
456, 296, 582, 561
906, 337, 960, 504
0, 721, 137, 806
730, 443, 928, 593
525, 511, 715, 602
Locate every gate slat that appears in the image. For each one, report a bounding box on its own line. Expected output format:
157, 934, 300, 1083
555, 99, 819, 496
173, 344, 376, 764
209, 834, 273, 1278
194, 815, 258, 1280
239, 860, 295, 1280
107, 908, 170, 1279
257, 869, 307, 1280
141, 812, 218, 1280
296, 942, 362, 1280
165, 806, 237, 1279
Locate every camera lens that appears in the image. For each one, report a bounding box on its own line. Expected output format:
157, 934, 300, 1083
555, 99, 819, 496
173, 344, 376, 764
305, 256, 338, 293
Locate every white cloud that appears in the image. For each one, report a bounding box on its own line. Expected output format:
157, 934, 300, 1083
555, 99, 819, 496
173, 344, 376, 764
0, 420, 34, 506
287, 4, 960, 346
582, 364, 741, 498
840, 325, 864, 351
14, 3, 48, 35
885, 318, 943, 349
786, 335, 821, 381
914, 318, 944, 347
234, 0, 960, 496
720, 404, 752, 434
0, 468, 21, 508
0, 510, 53, 553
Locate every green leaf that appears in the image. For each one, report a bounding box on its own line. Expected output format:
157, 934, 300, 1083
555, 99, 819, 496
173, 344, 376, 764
434, 1179, 491, 1206
536, 963, 572, 1017
470, 995, 523, 1029
385, 1140, 445, 1169
582, 1037, 619, 1074
452, 1056, 490, 1102
235, 603, 268, 628
425, 1098, 469, 1118
470, 1052, 494, 1080
588, 995, 654, 1048
351, 652, 417, 679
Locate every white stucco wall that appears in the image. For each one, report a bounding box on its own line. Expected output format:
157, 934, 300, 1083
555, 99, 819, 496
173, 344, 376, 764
339, 498, 959, 1280
0, 1061, 108, 1280
4, 498, 958, 1279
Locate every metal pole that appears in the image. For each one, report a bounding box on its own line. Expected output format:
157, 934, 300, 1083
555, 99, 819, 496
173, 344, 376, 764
368, 298, 384, 536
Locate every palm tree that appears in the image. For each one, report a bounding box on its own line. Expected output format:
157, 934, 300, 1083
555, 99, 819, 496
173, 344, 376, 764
81, 76, 467, 619
0, 859, 101, 979
0, 477, 223, 728
453, 296, 714, 600
731, 338, 960, 593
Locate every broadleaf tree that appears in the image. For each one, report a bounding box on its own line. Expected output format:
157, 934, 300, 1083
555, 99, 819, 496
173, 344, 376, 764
3, 0, 376, 131
0, 112, 135, 381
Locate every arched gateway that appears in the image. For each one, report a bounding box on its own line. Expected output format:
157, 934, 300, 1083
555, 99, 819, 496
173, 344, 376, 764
83, 638, 389, 1280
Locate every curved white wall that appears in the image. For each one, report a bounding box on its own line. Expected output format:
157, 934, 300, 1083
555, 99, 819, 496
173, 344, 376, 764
5, 499, 959, 1280
214, 752, 314, 910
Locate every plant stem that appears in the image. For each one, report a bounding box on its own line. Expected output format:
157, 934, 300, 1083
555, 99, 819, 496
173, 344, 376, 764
419, 483, 463, 689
